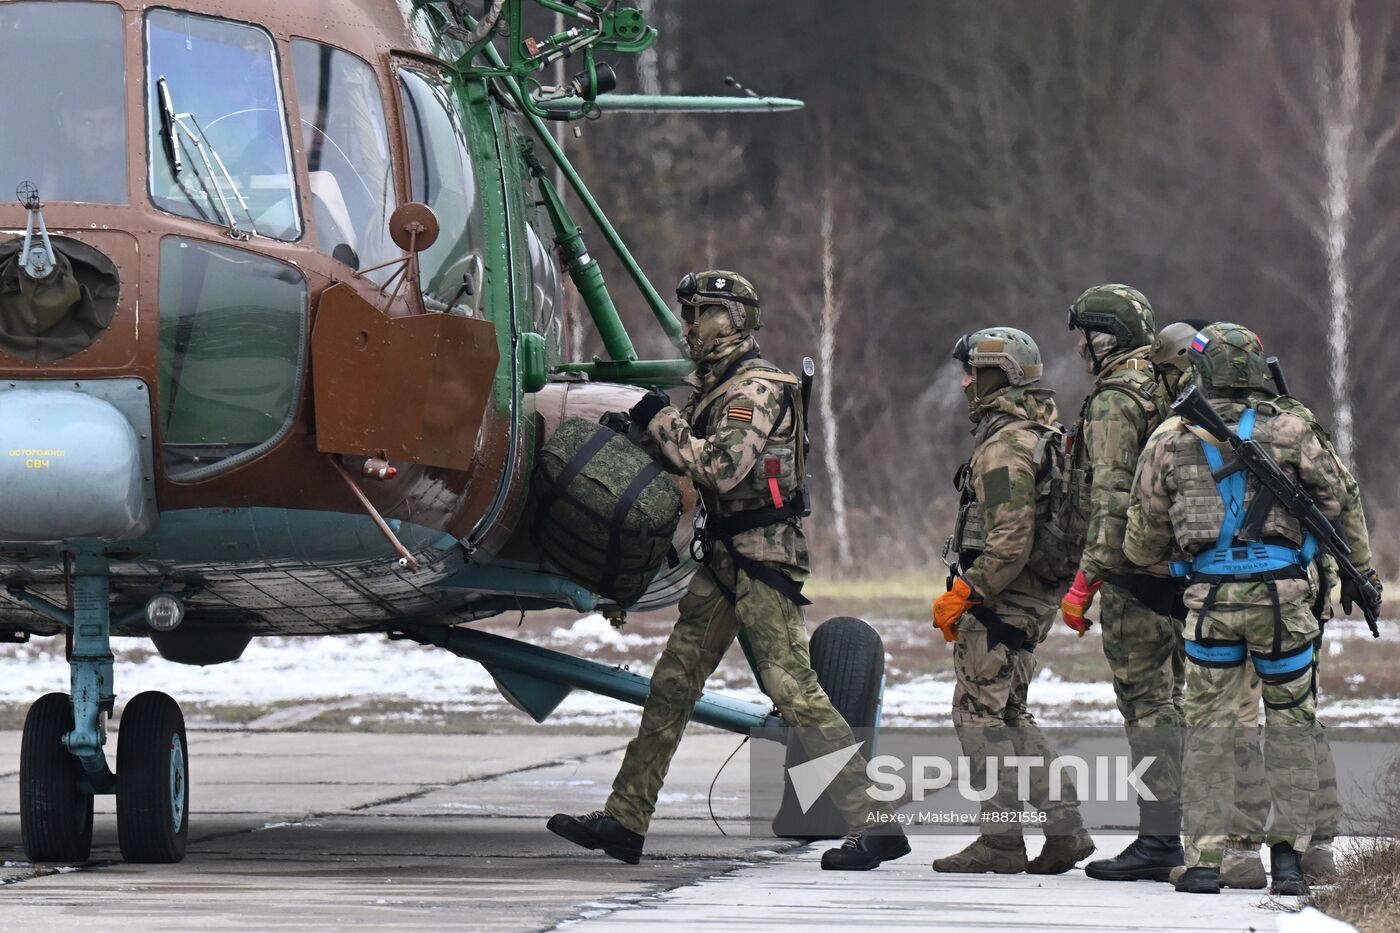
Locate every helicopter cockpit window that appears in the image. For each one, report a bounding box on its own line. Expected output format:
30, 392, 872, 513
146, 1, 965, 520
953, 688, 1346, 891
398, 67, 486, 313
526, 223, 563, 360
145, 10, 300, 241
157, 237, 307, 480
0, 2, 127, 204
291, 41, 397, 276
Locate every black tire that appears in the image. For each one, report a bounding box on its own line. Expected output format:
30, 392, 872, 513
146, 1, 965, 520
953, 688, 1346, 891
116, 691, 189, 864
771, 616, 885, 839
810, 616, 885, 730
20, 693, 94, 863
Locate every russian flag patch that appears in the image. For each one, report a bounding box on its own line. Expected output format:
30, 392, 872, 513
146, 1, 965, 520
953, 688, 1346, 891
1190, 332, 1210, 352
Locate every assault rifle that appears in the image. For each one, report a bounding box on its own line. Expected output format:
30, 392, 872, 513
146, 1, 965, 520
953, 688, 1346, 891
1172, 385, 1383, 636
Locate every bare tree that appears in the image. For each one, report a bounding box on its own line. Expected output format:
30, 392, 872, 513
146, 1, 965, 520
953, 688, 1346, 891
1253, 0, 1400, 466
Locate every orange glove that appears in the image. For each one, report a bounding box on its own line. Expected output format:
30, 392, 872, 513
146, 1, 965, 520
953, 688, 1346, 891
932, 577, 980, 642
1060, 570, 1103, 636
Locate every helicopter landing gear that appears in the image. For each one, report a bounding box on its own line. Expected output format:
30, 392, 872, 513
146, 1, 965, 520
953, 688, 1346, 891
16, 556, 190, 864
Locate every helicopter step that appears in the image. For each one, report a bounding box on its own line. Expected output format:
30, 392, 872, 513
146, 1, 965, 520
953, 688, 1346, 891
17, 556, 189, 864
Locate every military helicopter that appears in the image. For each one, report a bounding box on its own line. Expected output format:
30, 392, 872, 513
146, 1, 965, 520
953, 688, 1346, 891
0, 0, 878, 866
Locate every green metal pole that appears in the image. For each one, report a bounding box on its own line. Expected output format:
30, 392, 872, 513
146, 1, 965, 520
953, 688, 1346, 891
552, 358, 694, 386
525, 146, 636, 362
476, 42, 687, 353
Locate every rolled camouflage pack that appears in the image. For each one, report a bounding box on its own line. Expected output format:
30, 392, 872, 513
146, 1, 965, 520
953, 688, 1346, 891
531, 417, 682, 606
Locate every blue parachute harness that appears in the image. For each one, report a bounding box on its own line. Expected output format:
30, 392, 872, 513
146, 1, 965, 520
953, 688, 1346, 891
1173, 408, 1320, 703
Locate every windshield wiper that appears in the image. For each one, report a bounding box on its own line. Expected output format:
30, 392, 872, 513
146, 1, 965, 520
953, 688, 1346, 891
156, 75, 257, 240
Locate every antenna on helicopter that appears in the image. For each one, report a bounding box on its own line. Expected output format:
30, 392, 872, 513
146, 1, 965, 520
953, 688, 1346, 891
724, 75, 762, 99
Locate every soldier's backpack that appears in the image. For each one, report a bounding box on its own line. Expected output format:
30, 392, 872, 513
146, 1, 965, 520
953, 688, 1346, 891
531, 417, 682, 607
950, 421, 1086, 587
1025, 423, 1088, 586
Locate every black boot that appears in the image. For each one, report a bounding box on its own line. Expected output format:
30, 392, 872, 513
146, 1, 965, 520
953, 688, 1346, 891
1174, 866, 1221, 894
1084, 835, 1185, 881
1085, 801, 1184, 882
820, 827, 912, 871
547, 811, 644, 864
1269, 842, 1310, 896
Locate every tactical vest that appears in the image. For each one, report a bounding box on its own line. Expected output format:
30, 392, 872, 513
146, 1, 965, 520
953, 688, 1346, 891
691, 355, 806, 528
1068, 358, 1161, 520
1162, 403, 1309, 558
951, 419, 1082, 586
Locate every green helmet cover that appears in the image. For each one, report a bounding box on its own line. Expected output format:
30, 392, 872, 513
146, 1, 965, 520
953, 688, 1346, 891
1069, 283, 1156, 350
1190, 322, 1272, 394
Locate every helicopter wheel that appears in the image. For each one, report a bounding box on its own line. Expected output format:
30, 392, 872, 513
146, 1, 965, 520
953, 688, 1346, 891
116, 691, 189, 864
20, 693, 95, 863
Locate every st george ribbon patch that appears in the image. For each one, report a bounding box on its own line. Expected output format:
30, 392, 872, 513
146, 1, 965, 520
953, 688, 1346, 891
726, 405, 755, 423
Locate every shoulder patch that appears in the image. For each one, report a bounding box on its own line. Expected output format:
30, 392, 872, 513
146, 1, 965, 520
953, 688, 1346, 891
982, 465, 1012, 507
725, 404, 755, 423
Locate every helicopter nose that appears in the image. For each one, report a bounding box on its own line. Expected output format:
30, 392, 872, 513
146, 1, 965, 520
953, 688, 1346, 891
0, 384, 156, 543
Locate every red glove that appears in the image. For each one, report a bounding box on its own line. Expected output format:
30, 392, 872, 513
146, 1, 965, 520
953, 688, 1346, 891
932, 577, 980, 643
1060, 570, 1103, 636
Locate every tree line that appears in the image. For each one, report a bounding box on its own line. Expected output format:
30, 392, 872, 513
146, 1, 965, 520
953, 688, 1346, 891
561, 0, 1400, 581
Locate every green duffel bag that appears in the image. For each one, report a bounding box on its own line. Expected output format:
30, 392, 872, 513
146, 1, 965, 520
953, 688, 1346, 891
531, 417, 682, 606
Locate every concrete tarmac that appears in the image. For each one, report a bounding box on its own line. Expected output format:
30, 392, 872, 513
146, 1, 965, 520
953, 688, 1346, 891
0, 730, 1290, 931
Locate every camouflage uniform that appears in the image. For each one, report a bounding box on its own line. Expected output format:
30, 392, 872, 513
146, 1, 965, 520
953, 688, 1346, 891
1123, 326, 1372, 877
1065, 287, 1185, 874
935, 327, 1090, 874
952, 388, 1085, 838
605, 274, 890, 845
1228, 393, 1350, 866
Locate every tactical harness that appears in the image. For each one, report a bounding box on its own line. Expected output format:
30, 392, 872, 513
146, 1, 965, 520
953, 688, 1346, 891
1170, 408, 1319, 706
690, 352, 811, 607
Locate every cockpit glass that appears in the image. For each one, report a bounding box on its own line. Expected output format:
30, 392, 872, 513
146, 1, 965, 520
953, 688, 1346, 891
0, 2, 127, 204
291, 40, 397, 276
145, 9, 300, 241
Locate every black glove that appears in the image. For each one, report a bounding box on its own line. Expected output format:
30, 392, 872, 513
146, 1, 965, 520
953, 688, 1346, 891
1340, 569, 1382, 615
628, 388, 670, 430
598, 410, 631, 435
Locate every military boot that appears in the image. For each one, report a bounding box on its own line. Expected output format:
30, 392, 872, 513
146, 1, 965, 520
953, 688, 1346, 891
546, 811, 644, 864
1302, 842, 1337, 884
1027, 828, 1095, 874
820, 826, 911, 871
1174, 866, 1221, 894
1269, 842, 1309, 896
932, 835, 1027, 873
1084, 802, 1183, 881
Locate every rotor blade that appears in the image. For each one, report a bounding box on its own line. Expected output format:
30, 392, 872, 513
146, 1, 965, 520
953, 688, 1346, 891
551, 94, 804, 113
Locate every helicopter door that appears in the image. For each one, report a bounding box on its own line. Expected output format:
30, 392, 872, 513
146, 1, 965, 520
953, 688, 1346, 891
309, 56, 499, 472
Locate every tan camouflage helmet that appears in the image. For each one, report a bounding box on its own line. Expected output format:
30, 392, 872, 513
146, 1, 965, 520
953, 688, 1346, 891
952, 327, 1044, 386
1189, 322, 1272, 394
1068, 284, 1156, 350
1151, 318, 1213, 374
676, 270, 761, 332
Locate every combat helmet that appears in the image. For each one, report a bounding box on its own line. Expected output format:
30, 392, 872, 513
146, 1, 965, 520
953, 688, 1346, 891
676, 270, 761, 332
1151, 318, 1213, 374
952, 327, 1043, 401
1068, 285, 1157, 368
1189, 322, 1272, 396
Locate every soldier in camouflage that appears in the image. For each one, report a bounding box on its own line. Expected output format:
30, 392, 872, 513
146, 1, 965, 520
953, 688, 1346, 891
1124, 322, 1376, 896
1155, 327, 1347, 889
931, 327, 1094, 875
548, 271, 910, 872
1059, 285, 1187, 882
